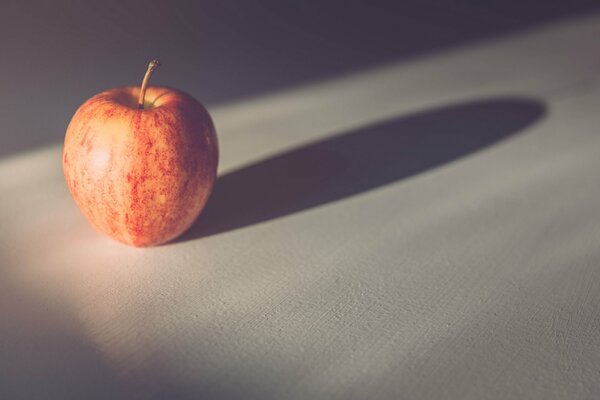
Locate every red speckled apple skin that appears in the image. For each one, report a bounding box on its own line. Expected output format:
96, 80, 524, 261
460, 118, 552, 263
63, 86, 218, 247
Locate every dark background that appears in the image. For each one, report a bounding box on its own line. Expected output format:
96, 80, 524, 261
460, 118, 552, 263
1, 0, 599, 157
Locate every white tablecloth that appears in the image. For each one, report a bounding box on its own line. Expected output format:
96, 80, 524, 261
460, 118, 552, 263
2, 4, 600, 399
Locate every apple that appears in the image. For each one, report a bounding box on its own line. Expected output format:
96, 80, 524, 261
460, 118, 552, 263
63, 60, 218, 246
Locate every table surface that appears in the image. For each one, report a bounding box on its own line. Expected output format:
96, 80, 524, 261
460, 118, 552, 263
2, 2, 600, 399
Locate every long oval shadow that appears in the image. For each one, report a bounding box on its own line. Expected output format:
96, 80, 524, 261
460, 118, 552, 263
178, 97, 545, 241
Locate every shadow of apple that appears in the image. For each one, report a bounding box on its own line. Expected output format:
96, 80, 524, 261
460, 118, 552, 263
179, 97, 545, 241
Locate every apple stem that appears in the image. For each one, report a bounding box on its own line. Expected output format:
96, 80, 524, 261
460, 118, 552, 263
138, 59, 161, 109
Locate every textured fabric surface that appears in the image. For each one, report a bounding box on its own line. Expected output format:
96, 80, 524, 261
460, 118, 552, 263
2, 8, 600, 400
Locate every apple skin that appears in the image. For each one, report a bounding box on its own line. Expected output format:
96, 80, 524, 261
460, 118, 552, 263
63, 86, 218, 247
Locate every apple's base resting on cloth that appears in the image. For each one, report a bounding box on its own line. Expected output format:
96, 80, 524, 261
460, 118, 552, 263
63, 86, 218, 247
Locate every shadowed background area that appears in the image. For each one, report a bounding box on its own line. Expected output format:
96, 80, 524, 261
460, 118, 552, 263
0, 0, 598, 156
183, 98, 546, 239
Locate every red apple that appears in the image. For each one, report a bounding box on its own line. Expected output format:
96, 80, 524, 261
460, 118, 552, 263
63, 60, 218, 246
